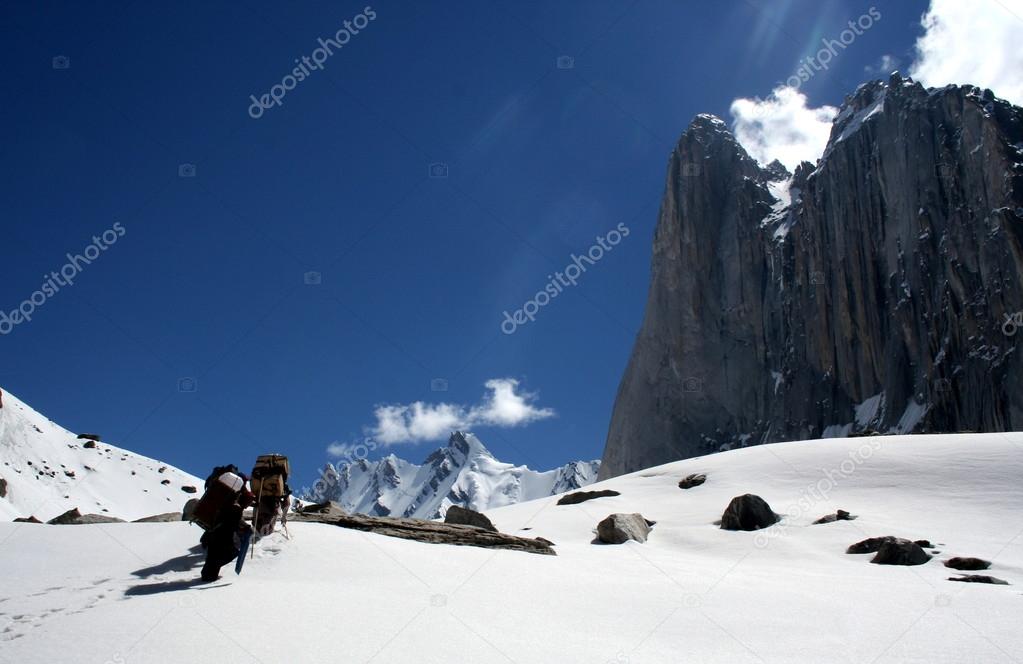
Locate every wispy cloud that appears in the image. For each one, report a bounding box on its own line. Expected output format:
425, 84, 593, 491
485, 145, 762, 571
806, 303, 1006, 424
728, 1, 1023, 170
328, 379, 555, 451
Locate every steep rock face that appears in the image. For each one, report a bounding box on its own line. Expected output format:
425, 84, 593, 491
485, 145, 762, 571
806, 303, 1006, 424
600, 74, 1023, 479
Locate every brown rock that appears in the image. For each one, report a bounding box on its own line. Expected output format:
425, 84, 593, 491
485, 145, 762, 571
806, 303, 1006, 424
443, 505, 497, 532
557, 489, 621, 505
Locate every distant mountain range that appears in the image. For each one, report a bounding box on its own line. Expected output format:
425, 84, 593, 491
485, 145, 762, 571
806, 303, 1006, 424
305, 431, 600, 519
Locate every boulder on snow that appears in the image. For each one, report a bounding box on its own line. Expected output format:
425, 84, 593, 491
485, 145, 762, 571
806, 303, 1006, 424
443, 505, 497, 532
77, 433, 101, 442
914, 539, 934, 549
557, 489, 620, 505
945, 557, 991, 571
678, 473, 706, 489
134, 512, 181, 523
846, 536, 891, 554
82, 440, 97, 449
181, 485, 198, 494
14, 516, 42, 524
719, 494, 779, 531
181, 498, 200, 521
813, 509, 856, 524
48, 508, 83, 525
48, 508, 125, 525
596, 513, 655, 544
948, 574, 1009, 585
870, 538, 932, 566
0, 476, 7, 498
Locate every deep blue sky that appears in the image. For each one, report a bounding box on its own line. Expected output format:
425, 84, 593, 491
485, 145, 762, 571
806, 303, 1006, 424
1, 0, 929, 487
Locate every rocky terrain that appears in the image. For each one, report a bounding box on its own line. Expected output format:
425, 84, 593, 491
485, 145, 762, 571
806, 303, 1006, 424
601, 73, 1023, 478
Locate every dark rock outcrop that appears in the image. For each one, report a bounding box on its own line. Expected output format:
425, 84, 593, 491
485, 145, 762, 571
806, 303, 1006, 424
948, 574, 1009, 585
678, 473, 707, 489
13, 516, 42, 524
600, 75, 1023, 479
557, 489, 621, 505
47, 508, 83, 525
0, 477, 6, 498
48, 508, 125, 525
443, 505, 497, 532
813, 509, 855, 524
596, 513, 655, 544
77, 433, 101, 442
290, 502, 554, 555
849, 536, 932, 565
945, 556, 992, 570
82, 440, 97, 449
181, 485, 198, 494
720, 494, 778, 531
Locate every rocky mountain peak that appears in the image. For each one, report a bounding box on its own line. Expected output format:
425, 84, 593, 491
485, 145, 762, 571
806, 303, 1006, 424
599, 78, 1023, 480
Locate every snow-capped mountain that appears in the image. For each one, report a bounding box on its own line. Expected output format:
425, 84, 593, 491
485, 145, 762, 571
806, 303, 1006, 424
0, 387, 202, 521
306, 431, 600, 518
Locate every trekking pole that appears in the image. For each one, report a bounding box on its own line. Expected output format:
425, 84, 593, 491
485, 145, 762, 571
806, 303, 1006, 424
251, 482, 264, 561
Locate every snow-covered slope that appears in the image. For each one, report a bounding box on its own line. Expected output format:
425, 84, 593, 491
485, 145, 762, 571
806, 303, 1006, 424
308, 431, 600, 518
0, 388, 202, 521
2, 432, 1020, 663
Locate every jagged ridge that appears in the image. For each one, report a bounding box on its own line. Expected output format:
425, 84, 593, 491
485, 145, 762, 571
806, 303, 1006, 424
309, 431, 600, 518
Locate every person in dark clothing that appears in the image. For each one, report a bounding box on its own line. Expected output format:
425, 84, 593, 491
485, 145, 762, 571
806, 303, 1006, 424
199, 466, 255, 582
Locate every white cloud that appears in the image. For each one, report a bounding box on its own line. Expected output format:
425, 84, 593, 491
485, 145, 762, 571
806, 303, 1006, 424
367, 378, 555, 445
909, 0, 1023, 106
865, 54, 899, 76
729, 86, 838, 170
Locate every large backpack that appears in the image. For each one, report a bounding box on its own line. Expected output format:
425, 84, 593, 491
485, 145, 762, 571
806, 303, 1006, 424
192, 469, 245, 531
250, 454, 290, 498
